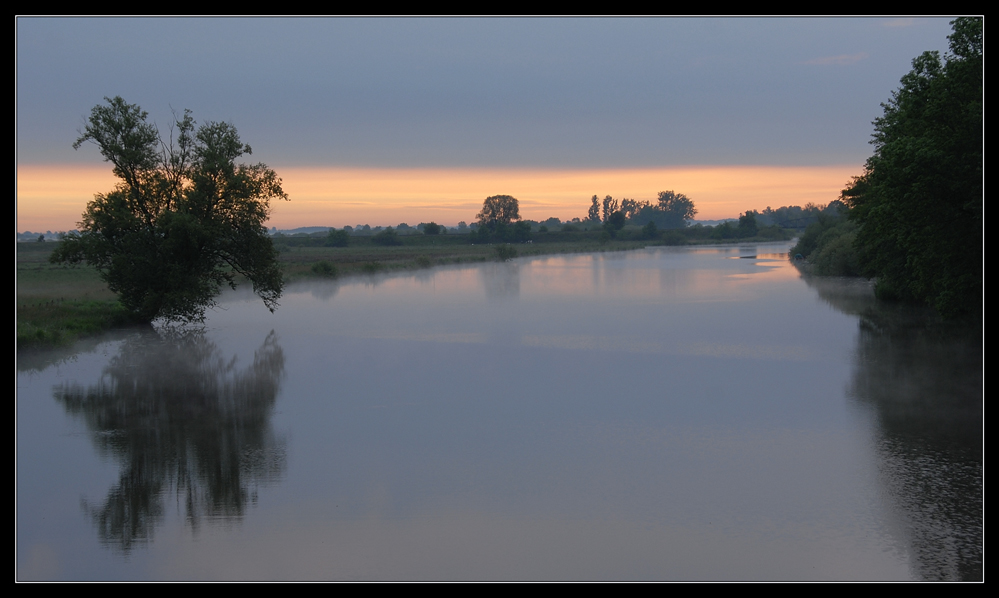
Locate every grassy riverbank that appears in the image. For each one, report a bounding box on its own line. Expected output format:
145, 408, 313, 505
276, 233, 656, 281
16, 243, 145, 349
18, 227, 794, 349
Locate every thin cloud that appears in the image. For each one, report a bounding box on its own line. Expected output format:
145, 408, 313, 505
801, 52, 869, 66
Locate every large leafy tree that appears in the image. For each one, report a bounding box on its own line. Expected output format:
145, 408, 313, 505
846, 18, 982, 318
476, 194, 521, 228
473, 195, 530, 243
52, 97, 289, 323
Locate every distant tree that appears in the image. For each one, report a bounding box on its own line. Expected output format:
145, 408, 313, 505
737, 211, 759, 238
51, 96, 287, 323
325, 228, 350, 247
710, 221, 737, 240
372, 227, 402, 246
628, 190, 697, 230
587, 195, 601, 223
476, 195, 521, 229
657, 191, 696, 222
604, 210, 626, 237
422, 222, 441, 235
620, 198, 642, 221
641, 220, 658, 240
601, 195, 619, 223
473, 195, 529, 243
472, 220, 531, 244
759, 203, 832, 229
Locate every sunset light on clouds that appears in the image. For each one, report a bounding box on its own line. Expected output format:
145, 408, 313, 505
17, 164, 860, 231
269, 165, 861, 227
17, 17, 954, 232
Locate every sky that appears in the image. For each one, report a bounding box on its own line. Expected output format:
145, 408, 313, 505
16, 17, 958, 231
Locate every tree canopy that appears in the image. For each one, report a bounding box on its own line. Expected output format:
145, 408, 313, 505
655, 191, 697, 225
471, 195, 530, 243
476, 195, 521, 228
845, 18, 982, 318
587, 195, 601, 223
593, 190, 696, 229
52, 97, 289, 323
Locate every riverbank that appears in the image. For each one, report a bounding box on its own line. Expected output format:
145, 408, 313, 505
18, 228, 794, 348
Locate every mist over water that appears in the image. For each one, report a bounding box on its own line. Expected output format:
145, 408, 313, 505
17, 243, 982, 580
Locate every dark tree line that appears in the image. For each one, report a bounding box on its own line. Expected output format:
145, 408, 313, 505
844, 17, 981, 318
588, 191, 697, 230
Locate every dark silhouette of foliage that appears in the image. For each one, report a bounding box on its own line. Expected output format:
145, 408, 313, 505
587, 195, 601, 223
710, 221, 738, 240
790, 212, 860, 276
476, 195, 521, 228
495, 244, 518, 261
758, 201, 844, 229
601, 195, 619, 223
325, 229, 350, 247
846, 18, 982, 318
470, 221, 531, 244
51, 97, 288, 323
594, 190, 696, 230
737, 211, 759, 238
372, 227, 402, 246
473, 195, 530, 243
311, 260, 338, 277
641, 220, 659, 240
603, 210, 626, 237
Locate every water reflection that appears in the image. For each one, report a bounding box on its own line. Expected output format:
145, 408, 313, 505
479, 261, 521, 301
53, 330, 287, 551
17, 245, 983, 579
805, 276, 983, 581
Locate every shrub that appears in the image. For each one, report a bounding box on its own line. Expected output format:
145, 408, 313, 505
495, 244, 518, 261
372, 227, 402, 246
311, 261, 338, 278
325, 229, 350, 247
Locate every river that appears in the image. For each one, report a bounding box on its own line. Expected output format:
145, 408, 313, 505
16, 242, 982, 581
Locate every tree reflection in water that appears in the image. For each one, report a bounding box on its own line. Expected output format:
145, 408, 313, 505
802, 275, 983, 581
54, 330, 286, 551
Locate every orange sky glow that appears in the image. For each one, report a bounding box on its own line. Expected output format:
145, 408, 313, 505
16, 164, 861, 232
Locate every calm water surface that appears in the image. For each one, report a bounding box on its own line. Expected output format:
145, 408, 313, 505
16, 242, 982, 580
